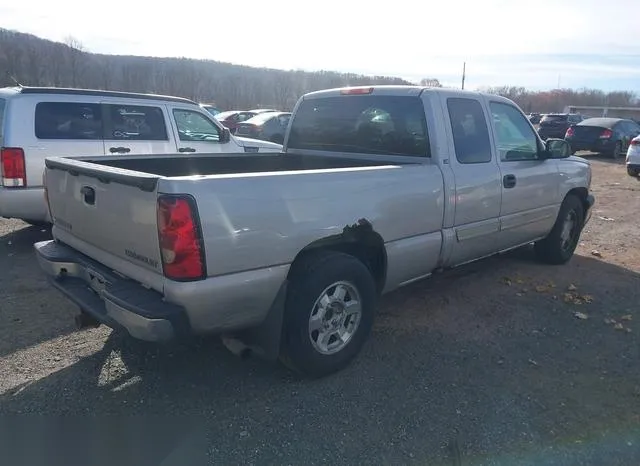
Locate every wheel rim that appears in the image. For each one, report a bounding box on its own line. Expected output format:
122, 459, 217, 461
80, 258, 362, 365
308, 281, 362, 355
560, 209, 579, 252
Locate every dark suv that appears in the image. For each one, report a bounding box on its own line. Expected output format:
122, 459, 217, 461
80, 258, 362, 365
537, 113, 583, 140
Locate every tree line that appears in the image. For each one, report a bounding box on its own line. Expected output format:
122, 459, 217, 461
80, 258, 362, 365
1, 28, 638, 114
0, 28, 410, 110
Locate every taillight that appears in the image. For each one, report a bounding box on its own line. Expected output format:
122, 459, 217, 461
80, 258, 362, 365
156, 195, 205, 281
1, 147, 26, 188
340, 87, 374, 95
631, 139, 639, 146
599, 129, 613, 139
565, 127, 574, 138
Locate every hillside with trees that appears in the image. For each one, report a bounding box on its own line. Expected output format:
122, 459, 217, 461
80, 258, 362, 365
0, 28, 411, 110
1, 28, 639, 114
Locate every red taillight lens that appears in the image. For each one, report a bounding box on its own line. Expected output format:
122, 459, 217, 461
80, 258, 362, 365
599, 129, 613, 139
631, 139, 639, 146
156, 195, 205, 280
340, 87, 374, 95
1, 147, 26, 188
565, 127, 574, 138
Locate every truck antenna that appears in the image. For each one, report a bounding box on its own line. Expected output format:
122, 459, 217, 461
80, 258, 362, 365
461, 62, 466, 90
7, 73, 23, 88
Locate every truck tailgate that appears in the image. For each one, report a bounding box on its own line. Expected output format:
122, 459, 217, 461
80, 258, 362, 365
45, 157, 164, 285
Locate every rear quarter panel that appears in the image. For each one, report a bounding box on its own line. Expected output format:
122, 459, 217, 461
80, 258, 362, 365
158, 163, 446, 291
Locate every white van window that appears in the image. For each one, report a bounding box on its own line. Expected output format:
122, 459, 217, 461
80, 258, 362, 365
173, 109, 221, 142
105, 105, 168, 141
35, 102, 103, 140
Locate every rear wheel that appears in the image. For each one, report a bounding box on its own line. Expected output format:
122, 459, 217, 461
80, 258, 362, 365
534, 194, 585, 265
611, 141, 623, 158
628, 166, 639, 177
279, 251, 377, 378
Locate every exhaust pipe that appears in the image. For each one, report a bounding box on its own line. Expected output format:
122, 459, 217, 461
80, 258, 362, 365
74, 312, 101, 329
221, 336, 252, 360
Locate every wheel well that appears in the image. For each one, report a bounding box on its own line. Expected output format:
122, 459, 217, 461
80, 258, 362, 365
288, 219, 387, 293
566, 187, 589, 216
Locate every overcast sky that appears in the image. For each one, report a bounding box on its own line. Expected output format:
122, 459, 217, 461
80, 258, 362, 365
2, 0, 640, 92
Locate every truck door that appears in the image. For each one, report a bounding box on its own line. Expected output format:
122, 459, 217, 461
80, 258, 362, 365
487, 99, 560, 249
441, 94, 503, 266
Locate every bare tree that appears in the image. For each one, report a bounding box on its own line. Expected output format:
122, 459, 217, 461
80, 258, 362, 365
64, 36, 87, 87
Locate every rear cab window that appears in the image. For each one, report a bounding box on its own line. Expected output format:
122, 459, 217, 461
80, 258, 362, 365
287, 95, 429, 157
35, 102, 103, 140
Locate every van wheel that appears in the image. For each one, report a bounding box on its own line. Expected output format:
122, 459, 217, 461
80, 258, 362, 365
628, 167, 639, 177
534, 194, 584, 265
279, 251, 377, 378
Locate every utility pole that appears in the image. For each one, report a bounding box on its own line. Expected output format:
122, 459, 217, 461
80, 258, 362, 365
461, 62, 466, 90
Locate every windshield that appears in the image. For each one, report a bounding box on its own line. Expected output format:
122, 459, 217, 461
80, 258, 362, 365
541, 115, 568, 123
288, 95, 429, 157
214, 111, 237, 120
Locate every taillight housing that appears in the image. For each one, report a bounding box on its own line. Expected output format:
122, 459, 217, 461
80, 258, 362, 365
156, 195, 206, 281
631, 139, 639, 146
599, 129, 613, 139
565, 127, 574, 138
1, 147, 26, 188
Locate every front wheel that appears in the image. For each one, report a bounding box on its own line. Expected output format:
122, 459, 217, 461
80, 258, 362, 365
534, 194, 585, 265
611, 141, 623, 158
279, 251, 377, 378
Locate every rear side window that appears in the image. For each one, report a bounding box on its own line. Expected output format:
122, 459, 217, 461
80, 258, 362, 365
0, 98, 5, 139
447, 98, 492, 164
105, 104, 168, 141
287, 95, 429, 157
35, 102, 103, 140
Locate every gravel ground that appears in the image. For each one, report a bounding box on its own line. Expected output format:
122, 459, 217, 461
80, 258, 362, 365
1, 156, 639, 466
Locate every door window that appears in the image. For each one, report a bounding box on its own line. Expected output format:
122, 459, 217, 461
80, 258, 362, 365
35, 102, 103, 140
446, 98, 492, 164
173, 109, 221, 142
490, 102, 540, 161
105, 104, 168, 141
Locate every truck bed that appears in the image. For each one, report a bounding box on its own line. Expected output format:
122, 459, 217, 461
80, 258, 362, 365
62, 152, 394, 178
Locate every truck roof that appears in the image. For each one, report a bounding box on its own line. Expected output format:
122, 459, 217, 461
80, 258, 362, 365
300, 85, 491, 100
0, 86, 197, 104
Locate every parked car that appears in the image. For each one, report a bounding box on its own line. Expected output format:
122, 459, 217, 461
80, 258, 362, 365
537, 113, 583, 140
626, 134, 640, 177
35, 85, 594, 378
200, 103, 221, 116
565, 117, 640, 158
235, 112, 291, 144
0, 86, 282, 224
528, 113, 541, 124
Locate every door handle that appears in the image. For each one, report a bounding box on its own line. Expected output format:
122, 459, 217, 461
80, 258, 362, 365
178, 147, 196, 153
109, 146, 131, 154
503, 174, 517, 189
81, 186, 96, 205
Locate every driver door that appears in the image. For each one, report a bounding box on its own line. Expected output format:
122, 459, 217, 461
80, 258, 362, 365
168, 105, 230, 154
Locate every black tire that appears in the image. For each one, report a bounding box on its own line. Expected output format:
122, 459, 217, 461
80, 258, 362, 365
534, 194, 585, 265
628, 167, 639, 177
611, 141, 623, 158
279, 250, 377, 378
23, 220, 51, 228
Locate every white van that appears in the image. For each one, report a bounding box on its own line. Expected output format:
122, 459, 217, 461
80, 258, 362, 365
0, 86, 282, 224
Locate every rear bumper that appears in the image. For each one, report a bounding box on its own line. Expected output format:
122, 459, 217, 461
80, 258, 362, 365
34, 240, 189, 341
568, 139, 615, 153
0, 186, 51, 222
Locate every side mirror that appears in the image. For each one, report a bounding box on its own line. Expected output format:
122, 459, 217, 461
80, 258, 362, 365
545, 138, 571, 159
220, 127, 231, 143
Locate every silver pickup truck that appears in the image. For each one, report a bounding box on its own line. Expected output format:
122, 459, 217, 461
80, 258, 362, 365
35, 85, 594, 377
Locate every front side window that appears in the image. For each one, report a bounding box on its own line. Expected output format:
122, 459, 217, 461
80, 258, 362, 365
288, 95, 429, 157
490, 102, 539, 161
35, 102, 103, 140
105, 104, 167, 141
173, 109, 221, 142
447, 98, 492, 164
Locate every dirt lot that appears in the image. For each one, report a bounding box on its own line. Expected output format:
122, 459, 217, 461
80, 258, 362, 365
1, 156, 639, 465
